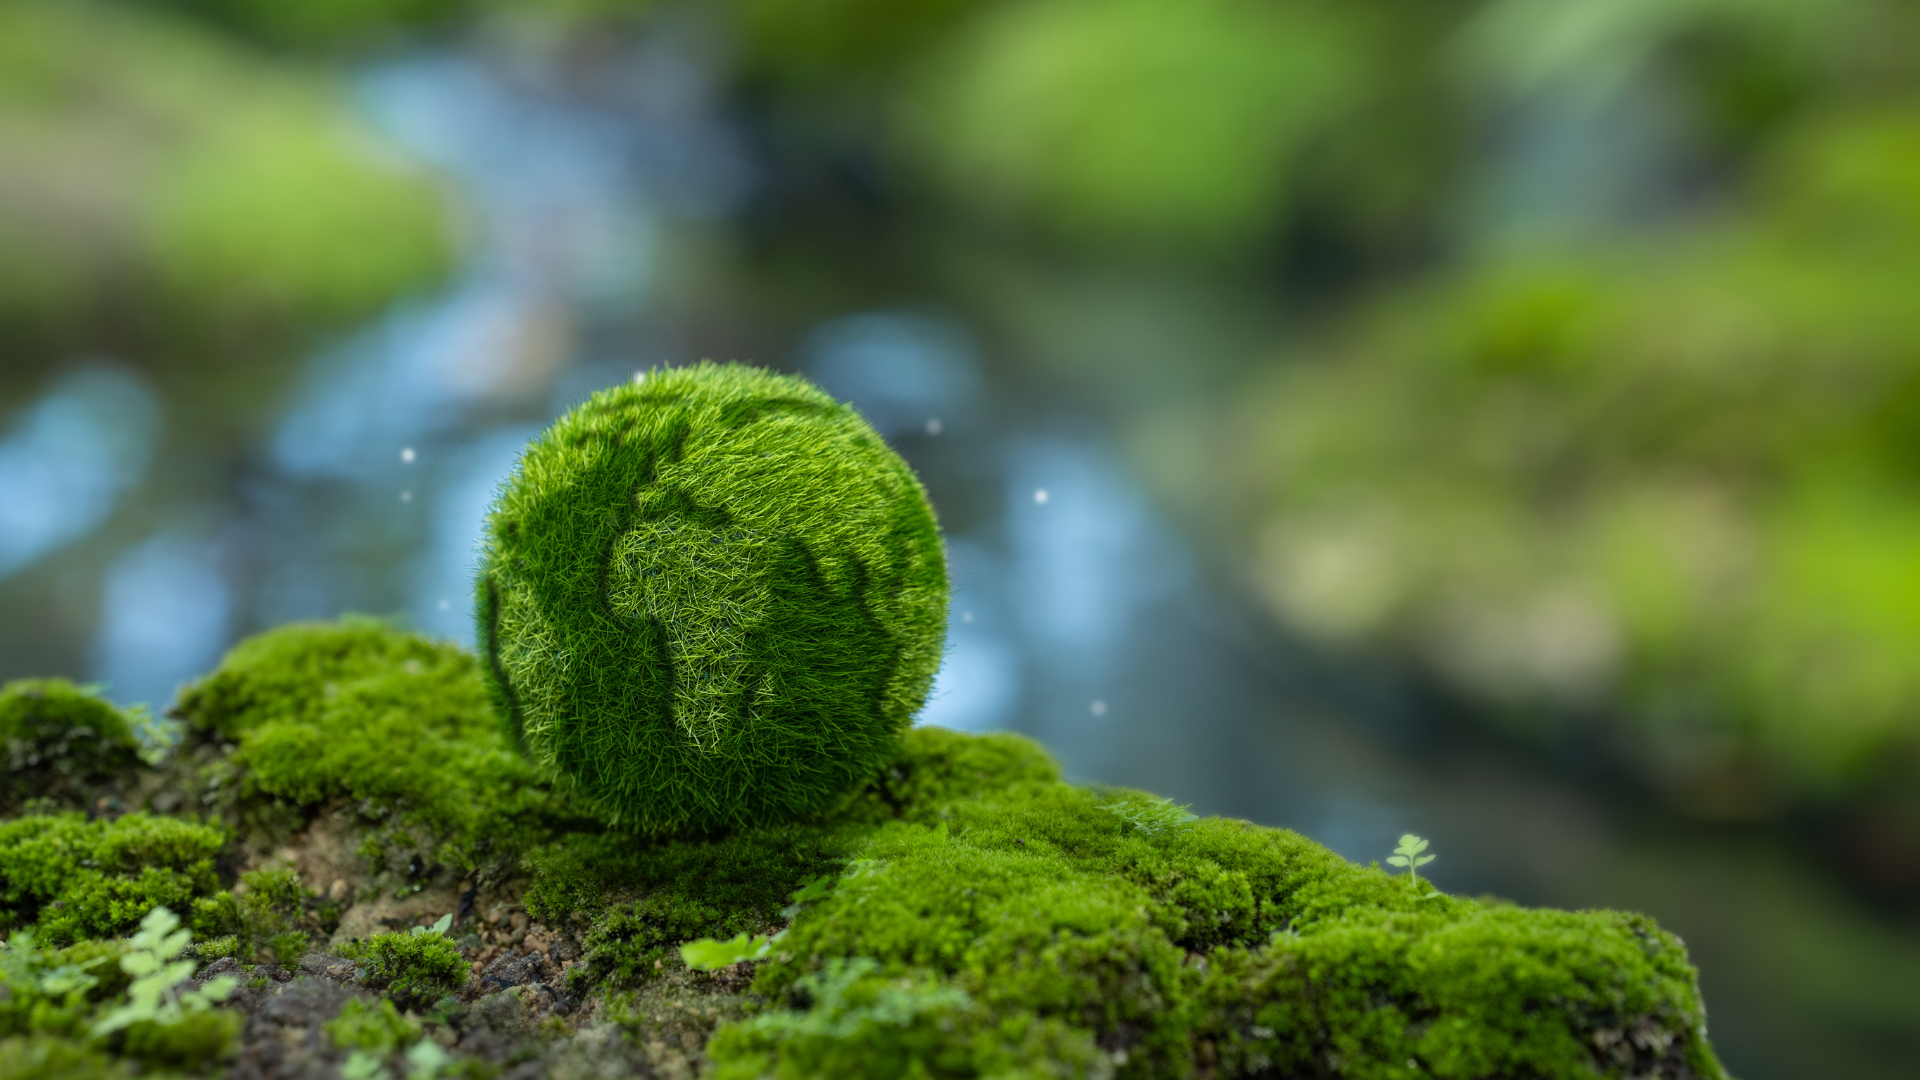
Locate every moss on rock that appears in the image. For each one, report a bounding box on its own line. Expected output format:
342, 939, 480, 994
477, 362, 949, 836
0, 813, 226, 946
0, 680, 143, 814
175, 617, 584, 876
341, 929, 467, 1011
0, 619, 1734, 1077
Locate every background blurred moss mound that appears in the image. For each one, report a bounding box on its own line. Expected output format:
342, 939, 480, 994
1, 679, 144, 813
478, 363, 949, 836
0, 0, 453, 408
1215, 98, 1920, 818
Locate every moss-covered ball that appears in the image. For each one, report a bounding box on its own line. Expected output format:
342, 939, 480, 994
477, 363, 948, 835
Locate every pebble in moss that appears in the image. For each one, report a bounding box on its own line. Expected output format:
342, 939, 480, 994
477, 362, 949, 835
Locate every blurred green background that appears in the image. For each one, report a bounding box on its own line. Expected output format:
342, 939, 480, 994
5, 1, 1920, 1075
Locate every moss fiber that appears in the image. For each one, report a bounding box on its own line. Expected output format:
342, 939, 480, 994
477, 362, 949, 836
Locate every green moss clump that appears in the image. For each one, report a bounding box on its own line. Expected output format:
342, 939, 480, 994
477, 363, 949, 836
118, 1010, 241, 1072
0, 2, 451, 397
175, 617, 578, 875
0, 681, 142, 814
571, 895, 746, 990
909, 0, 1368, 252
0, 1035, 130, 1080
709, 957, 1107, 1080
0, 813, 226, 946
325, 998, 420, 1055
510, 716, 1726, 1077
711, 780, 1726, 1079
341, 930, 467, 1010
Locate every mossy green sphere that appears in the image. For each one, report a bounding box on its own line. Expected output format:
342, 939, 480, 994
476, 363, 949, 835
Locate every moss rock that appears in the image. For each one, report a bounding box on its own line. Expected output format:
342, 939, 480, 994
0, 812, 225, 946
0, 680, 143, 813
0, 620, 1734, 1077
174, 616, 581, 876
477, 362, 949, 836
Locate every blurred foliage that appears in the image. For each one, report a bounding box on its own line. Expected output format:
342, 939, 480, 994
1217, 96, 1920, 820
160, 0, 468, 50
0, 0, 453, 410
902, 0, 1363, 252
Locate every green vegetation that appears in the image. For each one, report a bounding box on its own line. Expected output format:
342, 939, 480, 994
906, 0, 1367, 252
694, 779, 1720, 1079
0, 681, 142, 813
0, 614, 1730, 1076
679, 932, 773, 971
1216, 98, 1920, 818
0, 814, 226, 946
1389, 833, 1436, 889
326, 997, 420, 1054
477, 363, 949, 836
0, 0, 451, 408
341, 926, 466, 1011
91, 908, 239, 1068
176, 617, 582, 876
2, 907, 237, 1074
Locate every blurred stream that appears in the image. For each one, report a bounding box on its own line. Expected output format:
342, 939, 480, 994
3, 33, 1918, 1080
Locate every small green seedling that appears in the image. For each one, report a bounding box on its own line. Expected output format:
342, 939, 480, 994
92, 906, 237, 1037
412, 913, 453, 937
1387, 834, 1436, 885
681, 933, 774, 970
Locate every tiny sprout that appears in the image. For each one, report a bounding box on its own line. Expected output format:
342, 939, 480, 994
1387, 834, 1435, 885
410, 913, 453, 937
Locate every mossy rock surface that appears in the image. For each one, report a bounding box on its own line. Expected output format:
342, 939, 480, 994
0, 620, 1729, 1077
478, 362, 949, 837
1, 679, 144, 813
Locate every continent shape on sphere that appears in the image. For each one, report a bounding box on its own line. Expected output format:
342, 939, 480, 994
477, 362, 949, 835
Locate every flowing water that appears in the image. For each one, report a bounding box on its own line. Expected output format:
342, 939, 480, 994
2, 32, 1917, 1079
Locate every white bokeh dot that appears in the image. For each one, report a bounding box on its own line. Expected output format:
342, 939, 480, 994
1033, 488, 1049, 505
400, 446, 416, 463
1089, 699, 1107, 717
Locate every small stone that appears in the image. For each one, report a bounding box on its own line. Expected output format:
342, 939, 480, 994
328, 879, 349, 902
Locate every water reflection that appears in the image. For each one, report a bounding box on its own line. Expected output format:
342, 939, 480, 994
93, 525, 232, 708
0, 367, 159, 579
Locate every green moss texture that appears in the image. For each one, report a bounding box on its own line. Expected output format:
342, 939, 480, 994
0, 621, 1732, 1077
0, 814, 225, 946
1, 680, 143, 814
477, 362, 950, 836
175, 617, 582, 876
